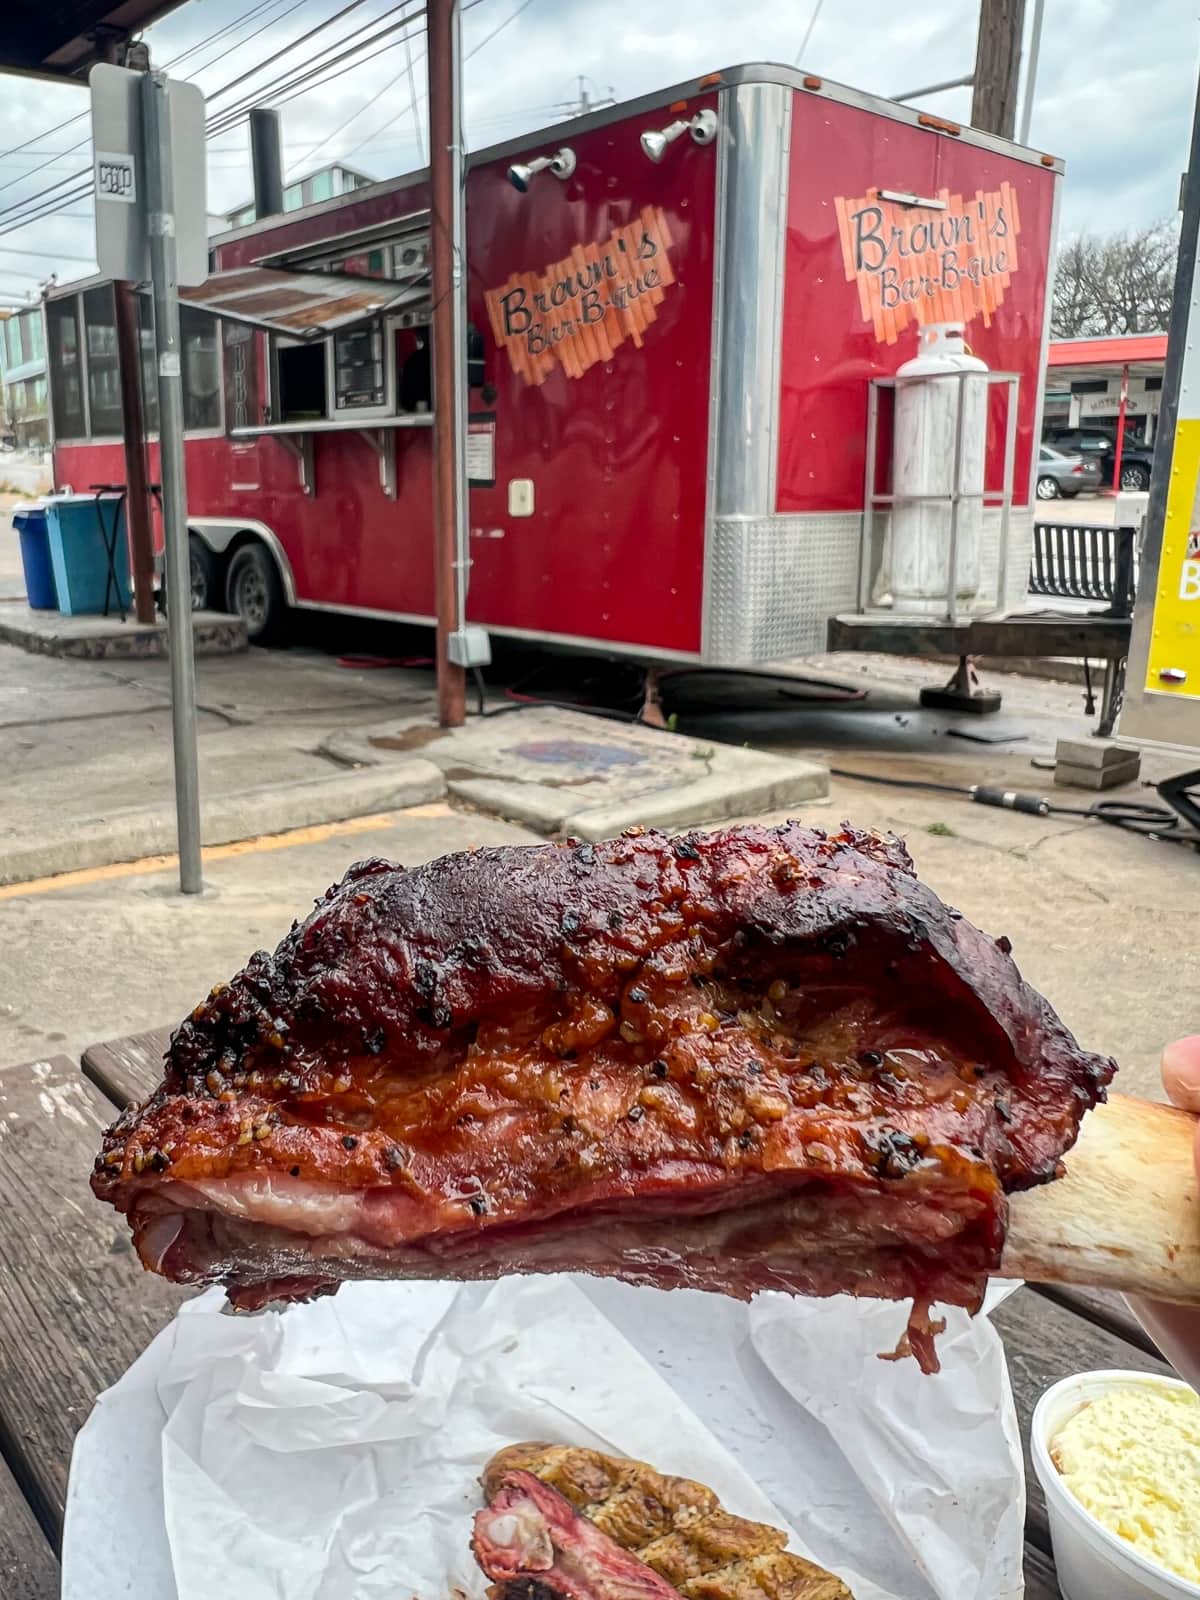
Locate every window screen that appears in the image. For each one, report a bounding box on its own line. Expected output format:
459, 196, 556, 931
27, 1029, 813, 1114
222, 321, 262, 430
46, 297, 86, 440
83, 284, 123, 436
181, 306, 221, 431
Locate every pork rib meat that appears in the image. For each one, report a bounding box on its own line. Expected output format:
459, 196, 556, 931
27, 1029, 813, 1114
91, 822, 1114, 1369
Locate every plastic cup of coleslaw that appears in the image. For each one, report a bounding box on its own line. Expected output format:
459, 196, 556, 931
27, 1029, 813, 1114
1032, 1369, 1200, 1600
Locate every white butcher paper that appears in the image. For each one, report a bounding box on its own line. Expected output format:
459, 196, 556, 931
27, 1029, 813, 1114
62, 1274, 1024, 1600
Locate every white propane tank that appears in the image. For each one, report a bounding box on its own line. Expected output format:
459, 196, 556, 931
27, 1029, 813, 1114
891, 321, 988, 616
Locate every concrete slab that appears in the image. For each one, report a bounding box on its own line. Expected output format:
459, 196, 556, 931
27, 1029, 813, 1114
0, 761, 446, 885
0, 600, 246, 658
325, 707, 830, 837
0, 805, 538, 1068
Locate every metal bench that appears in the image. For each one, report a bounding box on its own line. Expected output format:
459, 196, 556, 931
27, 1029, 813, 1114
1029, 521, 1138, 618
1028, 521, 1138, 734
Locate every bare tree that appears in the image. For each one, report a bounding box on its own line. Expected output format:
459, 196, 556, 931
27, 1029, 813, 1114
1051, 220, 1178, 338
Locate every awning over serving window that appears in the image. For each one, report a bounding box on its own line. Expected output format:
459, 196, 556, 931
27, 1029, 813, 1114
177, 267, 429, 338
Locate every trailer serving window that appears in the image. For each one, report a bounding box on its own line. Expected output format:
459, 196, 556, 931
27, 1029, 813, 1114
46, 296, 86, 441
274, 336, 328, 422
179, 266, 430, 435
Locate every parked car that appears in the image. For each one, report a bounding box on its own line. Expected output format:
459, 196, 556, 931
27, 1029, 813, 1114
1035, 443, 1103, 499
1044, 426, 1154, 491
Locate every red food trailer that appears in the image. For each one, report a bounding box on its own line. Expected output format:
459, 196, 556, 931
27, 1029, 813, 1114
44, 62, 1061, 662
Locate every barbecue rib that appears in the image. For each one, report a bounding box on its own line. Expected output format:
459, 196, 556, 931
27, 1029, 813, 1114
91, 822, 1115, 1370
473, 1445, 851, 1600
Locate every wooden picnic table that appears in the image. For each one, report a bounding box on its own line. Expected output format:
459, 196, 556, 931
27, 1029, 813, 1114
0, 1034, 1176, 1600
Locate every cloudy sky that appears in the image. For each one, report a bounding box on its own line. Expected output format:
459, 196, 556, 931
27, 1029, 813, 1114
0, 0, 1195, 305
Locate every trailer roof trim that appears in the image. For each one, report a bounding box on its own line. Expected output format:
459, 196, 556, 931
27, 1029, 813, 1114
177, 266, 429, 336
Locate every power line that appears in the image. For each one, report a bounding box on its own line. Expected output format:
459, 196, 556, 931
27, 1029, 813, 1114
0, 0, 531, 242
0, 0, 394, 232
0, 0, 308, 178
201, 0, 377, 116
793, 0, 825, 65
207, 3, 432, 140
240, 4, 429, 130
0, 245, 96, 262
344, 0, 537, 162
280, 2, 432, 170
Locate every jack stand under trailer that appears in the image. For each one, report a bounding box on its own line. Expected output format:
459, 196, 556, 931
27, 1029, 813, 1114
919, 655, 1002, 715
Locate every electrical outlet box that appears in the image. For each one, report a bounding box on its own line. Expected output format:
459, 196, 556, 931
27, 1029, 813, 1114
508, 478, 534, 517
447, 625, 492, 667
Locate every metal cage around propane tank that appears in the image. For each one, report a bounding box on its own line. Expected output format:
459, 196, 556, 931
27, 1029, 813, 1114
858, 365, 1020, 624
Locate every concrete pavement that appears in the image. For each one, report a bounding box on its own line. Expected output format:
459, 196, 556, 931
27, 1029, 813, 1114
0, 642, 442, 877
0, 804, 536, 1069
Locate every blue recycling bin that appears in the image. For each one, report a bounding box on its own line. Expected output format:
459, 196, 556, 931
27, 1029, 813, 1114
44, 494, 133, 616
11, 504, 58, 610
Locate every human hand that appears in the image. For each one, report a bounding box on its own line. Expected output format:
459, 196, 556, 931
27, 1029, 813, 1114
1128, 1037, 1200, 1388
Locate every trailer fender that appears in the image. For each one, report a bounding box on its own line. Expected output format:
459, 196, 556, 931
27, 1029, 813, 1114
186, 518, 297, 606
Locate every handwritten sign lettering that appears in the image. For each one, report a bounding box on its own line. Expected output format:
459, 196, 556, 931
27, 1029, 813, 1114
485, 205, 677, 385
834, 182, 1021, 345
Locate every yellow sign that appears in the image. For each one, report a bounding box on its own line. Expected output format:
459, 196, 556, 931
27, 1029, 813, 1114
834, 183, 1021, 346
1145, 416, 1200, 698
484, 205, 677, 385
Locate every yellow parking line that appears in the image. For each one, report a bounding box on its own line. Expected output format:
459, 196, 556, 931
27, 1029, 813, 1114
0, 804, 454, 901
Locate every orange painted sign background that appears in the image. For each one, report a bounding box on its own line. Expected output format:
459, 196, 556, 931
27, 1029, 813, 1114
485, 204, 677, 384
834, 183, 1021, 345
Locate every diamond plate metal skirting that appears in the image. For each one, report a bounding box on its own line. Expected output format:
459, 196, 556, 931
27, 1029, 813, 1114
703, 507, 1037, 664
703, 514, 861, 663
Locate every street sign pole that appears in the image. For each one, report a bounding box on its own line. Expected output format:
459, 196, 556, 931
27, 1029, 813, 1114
141, 69, 202, 893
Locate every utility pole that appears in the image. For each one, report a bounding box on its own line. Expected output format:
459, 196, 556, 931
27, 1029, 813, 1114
428, 0, 467, 728
554, 76, 615, 118
971, 0, 1026, 138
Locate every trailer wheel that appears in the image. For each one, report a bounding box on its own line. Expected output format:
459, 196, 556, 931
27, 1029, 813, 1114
226, 542, 288, 645
189, 535, 219, 612
1035, 474, 1060, 500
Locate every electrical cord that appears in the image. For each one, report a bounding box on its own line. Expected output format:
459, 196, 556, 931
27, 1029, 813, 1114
828, 766, 1200, 848
469, 664, 637, 721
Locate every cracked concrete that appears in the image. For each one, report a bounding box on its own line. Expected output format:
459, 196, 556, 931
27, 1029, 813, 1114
0, 641, 439, 860
324, 707, 829, 837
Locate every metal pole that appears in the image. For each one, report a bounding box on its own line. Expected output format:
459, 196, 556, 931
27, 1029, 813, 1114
1112, 362, 1130, 495
1018, 0, 1045, 144
449, 0, 470, 647
142, 69, 203, 893
946, 372, 967, 622
860, 381, 878, 611
428, 0, 467, 727
893, 73, 974, 104
997, 372, 1019, 610
113, 279, 156, 624
249, 108, 284, 220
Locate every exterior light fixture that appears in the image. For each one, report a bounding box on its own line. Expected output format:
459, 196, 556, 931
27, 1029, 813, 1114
506, 147, 577, 192
639, 109, 718, 163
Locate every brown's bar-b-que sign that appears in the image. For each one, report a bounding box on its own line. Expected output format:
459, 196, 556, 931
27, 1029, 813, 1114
834, 182, 1022, 346
485, 204, 677, 385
